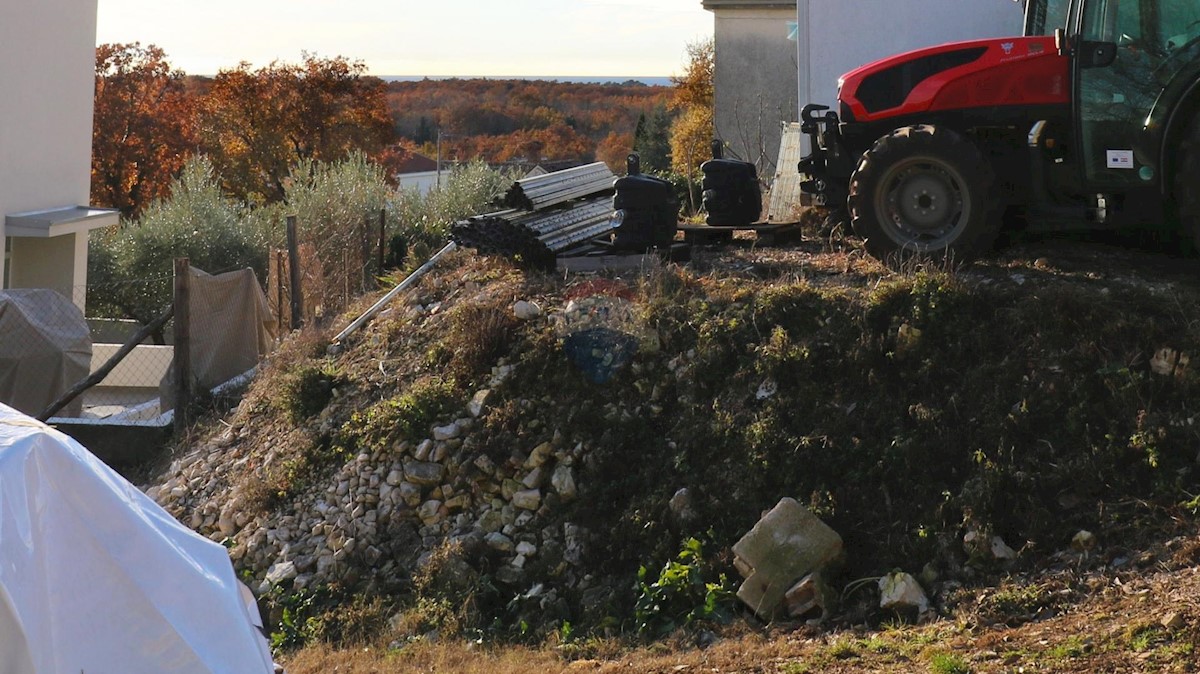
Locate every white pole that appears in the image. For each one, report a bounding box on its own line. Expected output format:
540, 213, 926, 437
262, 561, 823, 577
330, 241, 457, 346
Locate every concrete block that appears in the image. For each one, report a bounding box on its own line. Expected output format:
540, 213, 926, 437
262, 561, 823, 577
732, 497, 842, 619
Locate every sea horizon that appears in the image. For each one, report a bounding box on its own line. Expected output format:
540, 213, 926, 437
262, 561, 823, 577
379, 75, 672, 87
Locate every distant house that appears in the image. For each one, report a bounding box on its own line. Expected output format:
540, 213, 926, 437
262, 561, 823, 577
0, 0, 118, 312
391, 148, 445, 195
703, 0, 1023, 172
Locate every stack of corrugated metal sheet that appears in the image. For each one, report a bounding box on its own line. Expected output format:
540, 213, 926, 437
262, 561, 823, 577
503, 162, 615, 211
452, 197, 618, 262
453, 163, 619, 262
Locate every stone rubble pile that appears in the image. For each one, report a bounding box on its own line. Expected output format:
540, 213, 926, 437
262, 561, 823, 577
146, 361, 600, 616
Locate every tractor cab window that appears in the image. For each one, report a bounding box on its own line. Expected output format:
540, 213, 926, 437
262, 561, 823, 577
1158, 2, 1200, 56
1077, 0, 1163, 185
1025, 0, 1072, 35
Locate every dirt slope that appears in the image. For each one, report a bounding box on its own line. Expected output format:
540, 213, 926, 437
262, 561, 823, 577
145, 231, 1200, 672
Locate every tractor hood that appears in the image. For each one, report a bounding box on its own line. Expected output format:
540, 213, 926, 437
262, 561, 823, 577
837, 36, 1068, 123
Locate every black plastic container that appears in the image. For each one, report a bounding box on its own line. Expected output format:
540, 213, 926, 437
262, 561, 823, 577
611, 154, 679, 250
700, 141, 761, 226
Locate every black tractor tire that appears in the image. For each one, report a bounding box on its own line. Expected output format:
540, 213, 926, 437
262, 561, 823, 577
848, 124, 1001, 261
1174, 117, 1200, 252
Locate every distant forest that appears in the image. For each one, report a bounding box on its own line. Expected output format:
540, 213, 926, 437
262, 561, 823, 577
90, 45, 687, 219
385, 79, 672, 167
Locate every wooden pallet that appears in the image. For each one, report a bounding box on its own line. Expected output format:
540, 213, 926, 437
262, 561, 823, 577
678, 222, 802, 246
556, 242, 691, 273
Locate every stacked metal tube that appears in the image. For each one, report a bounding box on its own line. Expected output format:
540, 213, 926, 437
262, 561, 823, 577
502, 162, 615, 211
451, 197, 618, 262
453, 162, 620, 262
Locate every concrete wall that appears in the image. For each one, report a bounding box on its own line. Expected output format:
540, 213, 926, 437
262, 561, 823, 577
0, 0, 99, 289
8, 233, 88, 305
397, 170, 447, 195
707, 2, 799, 174
797, 0, 1025, 112
91, 344, 173, 388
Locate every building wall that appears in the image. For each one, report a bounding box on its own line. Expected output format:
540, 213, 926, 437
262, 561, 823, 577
0, 0, 98, 284
708, 3, 799, 174
397, 170, 447, 195
798, 0, 1024, 112
8, 235, 83, 302
706, 0, 1026, 175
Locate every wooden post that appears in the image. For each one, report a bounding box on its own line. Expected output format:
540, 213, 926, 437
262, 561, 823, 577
286, 215, 303, 329
273, 250, 286, 333
377, 208, 387, 275
361, 213, 372, 291
173, 258, 192, 433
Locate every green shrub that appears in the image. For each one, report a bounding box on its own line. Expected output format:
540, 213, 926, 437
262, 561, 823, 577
928, 652, 970, 674
276, 362, 343, 423
348, 377, 461, 449
389, 159, 511, 265
633, 537, 735, 637
88, 157, 270, 324
282, 153, 393, 314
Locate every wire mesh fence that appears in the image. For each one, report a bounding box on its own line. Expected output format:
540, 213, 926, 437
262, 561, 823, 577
0, 278, 171, 421
283, 210, 391, 324
1, 207, 398, 422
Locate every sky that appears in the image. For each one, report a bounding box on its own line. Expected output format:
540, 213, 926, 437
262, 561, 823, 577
96, 0, 714, 78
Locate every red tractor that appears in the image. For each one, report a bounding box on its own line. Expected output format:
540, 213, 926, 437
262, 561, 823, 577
799, 0, 1200, 260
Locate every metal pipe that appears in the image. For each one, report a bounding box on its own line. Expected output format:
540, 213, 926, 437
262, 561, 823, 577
331, 241, 458, 345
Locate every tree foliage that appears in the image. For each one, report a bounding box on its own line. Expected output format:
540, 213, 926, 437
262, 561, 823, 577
596, 131, 635, 172
91, 43, 195, 219
671, 39, 714, 111
88, 157, 269, 326
633, 105, 673, 174
196, 55, 394, 204
387, 79, 671, 167
669, 40, 715, 179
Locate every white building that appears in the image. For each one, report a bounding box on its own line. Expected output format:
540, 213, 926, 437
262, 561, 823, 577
703, 0, 1025, 171
796, 0, 1024, 113
392, 148, 448, 195
0, 0, 117, 311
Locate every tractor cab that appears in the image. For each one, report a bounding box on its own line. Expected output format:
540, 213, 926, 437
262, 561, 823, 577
797, 0, 1200, 260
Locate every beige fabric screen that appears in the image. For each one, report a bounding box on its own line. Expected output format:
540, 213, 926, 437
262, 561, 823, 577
161, 267, 275, 411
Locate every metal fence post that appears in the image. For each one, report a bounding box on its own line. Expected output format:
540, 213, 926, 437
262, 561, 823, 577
173, 258, 192, 432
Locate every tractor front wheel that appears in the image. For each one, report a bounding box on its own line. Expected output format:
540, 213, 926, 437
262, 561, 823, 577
848, 125, 1000, 262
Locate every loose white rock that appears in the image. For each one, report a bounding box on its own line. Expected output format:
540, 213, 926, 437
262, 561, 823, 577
265, 560, 298, 586
513, 300, 541, 320
433, 423, 461, 441
512, 489, 542, 511
468, 390, 491, 417
878, 572, 929, 614
485, 532, 515, 553
551, 466, 577, 501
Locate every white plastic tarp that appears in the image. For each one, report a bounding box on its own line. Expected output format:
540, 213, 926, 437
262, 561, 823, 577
0, 404, 274, 674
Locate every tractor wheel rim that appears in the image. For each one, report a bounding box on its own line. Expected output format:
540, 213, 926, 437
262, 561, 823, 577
875, 157, 969, 250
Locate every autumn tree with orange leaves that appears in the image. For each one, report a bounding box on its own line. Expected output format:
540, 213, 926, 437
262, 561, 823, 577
670, 39, 715, 213
197, 55, 394, 203
91, 43, 195, 219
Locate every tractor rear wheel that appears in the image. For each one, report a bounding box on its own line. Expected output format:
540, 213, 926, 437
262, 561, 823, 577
848, 125, 1000, 262
1174, 117, 1200, 252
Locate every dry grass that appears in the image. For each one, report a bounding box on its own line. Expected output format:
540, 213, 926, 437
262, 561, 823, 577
283, 640, 569, 674
283, 549, 1200, 673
